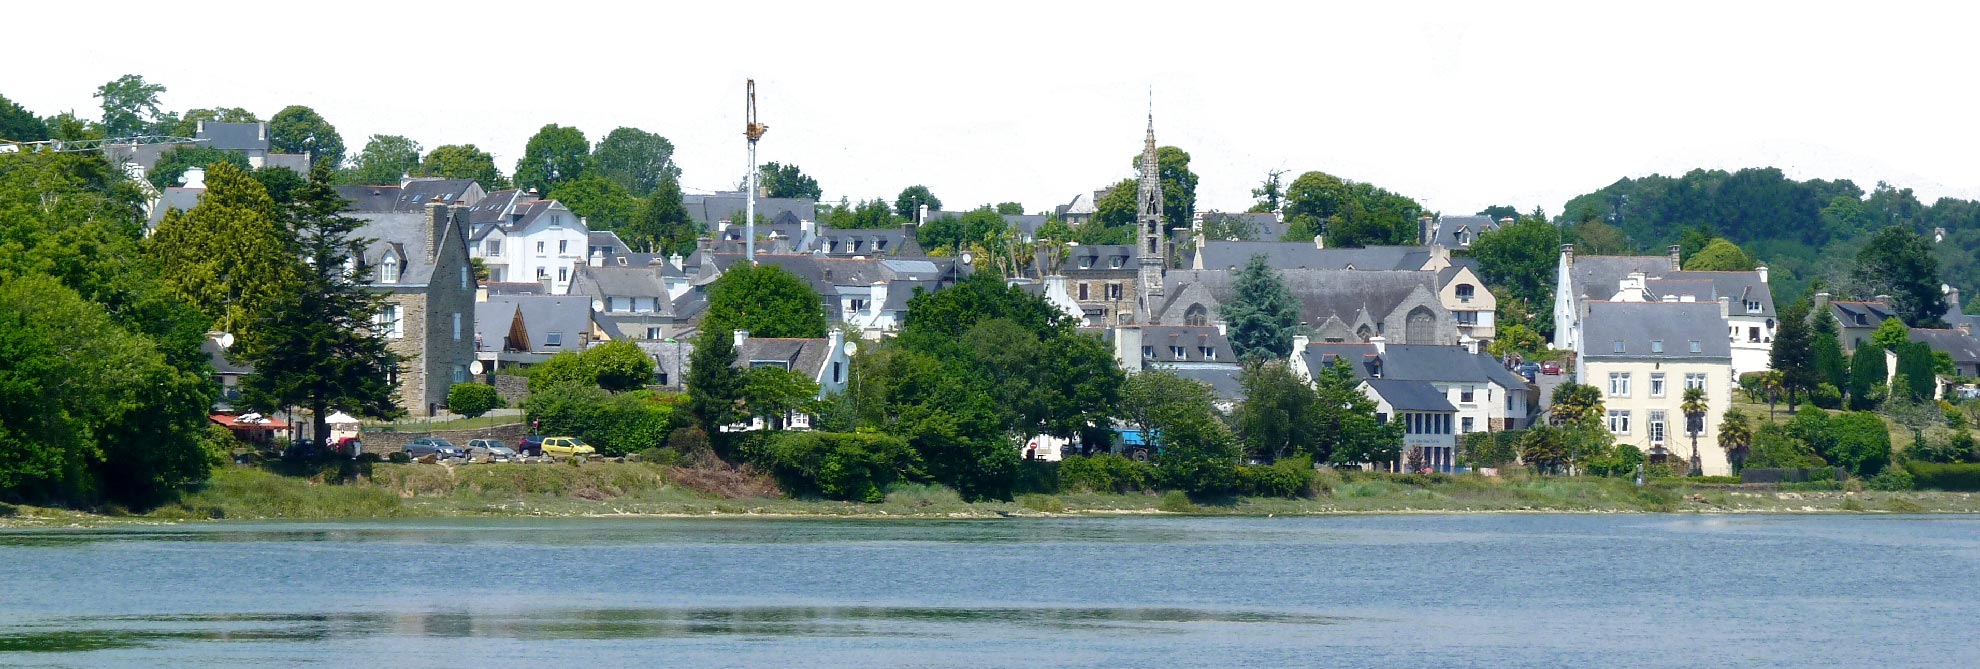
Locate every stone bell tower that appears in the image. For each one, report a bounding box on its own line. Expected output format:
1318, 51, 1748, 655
1136, 111, 1165, 320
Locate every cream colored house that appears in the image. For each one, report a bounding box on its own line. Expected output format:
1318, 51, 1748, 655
1437, 264, 1496, 343
1575, 300, 1735, 476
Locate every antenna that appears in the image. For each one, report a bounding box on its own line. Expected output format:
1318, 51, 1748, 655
744, 79, 769, 263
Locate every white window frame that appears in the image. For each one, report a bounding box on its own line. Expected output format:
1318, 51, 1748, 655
1684, 373, 1707, 391
486, 240, 501, 256
380, 255, 399, 283
1650, 373, 1666, 398
1608, 372, 1631, 397
1649, 410, 1667, 445
1607, 409, 1631, 435
376, 304, 403, 339
558, 267, 569, 283
559, 239, 569, 255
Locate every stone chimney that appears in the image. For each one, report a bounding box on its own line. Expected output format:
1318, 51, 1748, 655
1561, 243, 1574, 268
1946, 285, 1963, 315
1959, 321, 1972, 337
669, 252, 685, 271
1813, 292, 1832, 314
1114, 325, 1144, 373
1668, 244, 1682, 271
1875, 294, 1893, 306
1756, 265, 1769, 284
1292, 333, 1309, 353
1371, 335, 1387, 356
1717, 296, 1730, 320
733, 329, 750, 349
1497, 215, 1515, 227
424, 202, 447, 261
181, 166, 207, 188
1215, 319, 1229, 336
1459, 334, 1478, 355
1418, 214, 1434, 245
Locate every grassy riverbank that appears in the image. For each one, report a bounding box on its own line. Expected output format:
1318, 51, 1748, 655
6, 461, 1980, 528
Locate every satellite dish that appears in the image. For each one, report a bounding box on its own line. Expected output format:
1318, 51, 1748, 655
469, 361, 485, 375
961, 252, 974, 265
842, 340, 858, 357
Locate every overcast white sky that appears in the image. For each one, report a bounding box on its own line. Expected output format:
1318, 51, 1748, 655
6, 1, 1977, 217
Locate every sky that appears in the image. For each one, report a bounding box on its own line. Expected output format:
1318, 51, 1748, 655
6, 1, 1978, 218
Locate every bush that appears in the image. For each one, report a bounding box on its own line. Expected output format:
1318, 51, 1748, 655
387, 451, 411, 464
529, 340, 656, 393
1905, 461, 1980, 491
446, 383, 503, 418
636, 447, 685, 467
1018, 494, 1065, 513
1236, 455, 1315, 498
882, 482, 963, 507
1058, 454, 1153, 494
762, 431, 920, 502
526, 386, 679, 456
1826, 411, 1893, 477
1810, 383, 1844, 410
1014, 459, 1059, 495
199, 423, 241, 468
1157, 490, 1196, 512
1865, 466, 1916, 491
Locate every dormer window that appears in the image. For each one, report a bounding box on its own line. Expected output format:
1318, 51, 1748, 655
1613, 340, 1625, 353
1142, 346, 1154, 359
1080, 257, 1094, 270
1456, 284, 1475, 303
1744, 300, 1762, 313
1201, 346, 1216, 360
1110, 257, 1123, 269
380, 254, 399, 283
1689, 340, 1702, 353
1651, 340, 1664, 353
1170, 346, 1185, 358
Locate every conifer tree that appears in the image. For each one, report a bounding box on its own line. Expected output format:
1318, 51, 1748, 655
1223, 255, 1299, 360
146, 161, 300, 336
1768, 300, 1818, 408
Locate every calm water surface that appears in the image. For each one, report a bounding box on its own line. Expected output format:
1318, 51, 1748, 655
1, 514, 1976, 667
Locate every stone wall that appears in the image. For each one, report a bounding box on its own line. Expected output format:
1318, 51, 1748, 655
363, 422, 528, 452
493, 374, 530, 405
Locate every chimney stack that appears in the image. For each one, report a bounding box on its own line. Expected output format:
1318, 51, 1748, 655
1946, 285, 1963, 315
1418, 214, 1434, 246
424, 202, 446, 261
589, 249, 604, 267
1756, 265, 1769, 284
1718, 296, 1730, 320
1314, 234, 1326, 250
733, 329, 750, 349
1813, 292, 1832, 314
1561, 243, 1574, 268
1371, 335, 1387, 356
1668, 244, 1682, 271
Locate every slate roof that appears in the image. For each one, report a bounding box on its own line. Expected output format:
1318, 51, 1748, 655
1427, 215, 1501, 249
1064, 244, 1138, 272
1161, 269, 1439, 327
263, 153, 311, 174
335, 179, 482, 212
1910, 328, 1980, 365
1197, 212, 1287, 242
1134, 326, 1237, 364
1170, 366, 1245, 403
735, 337, 831, 378
683, 192, 817, 229
479, 295, 591, 353
351, 209, 466, 287
104, 141, 189, 171
194, 122, 268, 152
1582, 301, 1731, 359
482, 281, 550, 296
1302, 343, 1526, 388
148, 186, 205, 228
815, 227, 913, 256
1565, 255, 1672, 303
1363, 378, 1457, 411
1830, 301, 1897, 329
467, 189, 541, 227
1193, 242, 1430, 272
1662, 271, 1776, 317
569, 264, 668, 300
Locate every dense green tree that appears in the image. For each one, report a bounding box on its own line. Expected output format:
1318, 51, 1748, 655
591, 127, 679, 195
1744, 423, 1825, 469
93, 74, 167, 138
699, 264, 824, 342
1282, 170, 1422, 247
1871, 317, 1910, 351
894, 185, 941, 220
622, 175, 697, 255
1221, 255, 1299, 360
1770, 300, 1818, 407
1854, 226, 1947, 327
1717, 409, 1753, 473
1846, 342, 1886, 410
344, 134, 421, 186
251, 165, 308, 205
1155, 410, 1242, 495
514, 124, 592, 194
1683, 238, 1757, 271
1826, 411, 1892, 477
164, 107, 258, 138
146, 145, 250, 191
1233, 359, 1321, 461
235, 162, 404, 440
917, 207, 1006, 252
1089, 178, 1138, 230
1892, 341, 1938, 401
1811, 309, 1848, 390
415, 144, 508, 188
1476, 205, 1519, 221
1469, 215, 1561, 336
146, 161, 300, 335
1566, 220, 1633, 255
1316, 358, 1403, 467
0, 93, 49, 142
996, 202, 1024, 216
740, 366, 821, 429
268, 105, 345, 169
530, 340, 656, 394
1131, 146, 1197, 231
1119, 368, 1218, 444
685, 328, 745, 447
548, 174, 639, 228
826, 198, 900, 230
1550, 382, 1605, 426
752, 161, 822, 199
1249, 170, 1286, 214
446, 383, 502, 419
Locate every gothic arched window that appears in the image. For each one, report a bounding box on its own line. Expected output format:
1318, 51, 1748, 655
1184, 304, 1208, 327
1406, 306, 1438, 345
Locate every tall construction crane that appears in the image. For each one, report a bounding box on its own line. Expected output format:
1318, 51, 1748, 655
0, 135, 201, 154
743, 79, 768, 262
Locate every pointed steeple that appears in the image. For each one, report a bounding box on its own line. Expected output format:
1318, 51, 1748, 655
1136, 102, 1165, 322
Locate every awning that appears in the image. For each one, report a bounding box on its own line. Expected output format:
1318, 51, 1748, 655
211, 413, 290, 430
324, 411, 361, 426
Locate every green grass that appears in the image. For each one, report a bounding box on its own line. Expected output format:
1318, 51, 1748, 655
364, 413, 523, 433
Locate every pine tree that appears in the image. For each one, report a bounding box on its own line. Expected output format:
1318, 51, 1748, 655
1810, 308, 1848, 391
237, 162, 406, 441
685, 328, 745, 453
1768, 300, 1818, 408
146, 161, 300, 337
1222, 255, 1299, 360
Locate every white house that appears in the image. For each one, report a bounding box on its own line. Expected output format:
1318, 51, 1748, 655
1293, 336, 1534, 435
730, 329, 853, 431
1554, 244, 1776, 375
1576, 300, 1735, 475
1359, 378, 1459, 472
466, 190, 590, 293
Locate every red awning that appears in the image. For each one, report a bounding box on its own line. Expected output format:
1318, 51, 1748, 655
211, 414, 290, 430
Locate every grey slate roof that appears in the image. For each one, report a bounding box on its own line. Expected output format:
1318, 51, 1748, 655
1830, 301, 1897, 329
1135, 326, 1237, 364
1170, 366, 1245, 403
467, 189, 541, 227
1193, 242, 1431, 272
735, 337, 831, 378
263, 153, 310, 174
1197, 212, 1287, 242
1582, 301, 1731, 359
1566, 255, 1671, 302
1662, 271, 1776, 317
480, 295, 591, 353
1065, 244, 1137, 272
148, 186, 205, 228
194, 122, 268, 152
683, 192, 817, 229
1364, 378, 1457, 411
1427, 215, 1501, 249
814, 227, 912, 256
569, 264, 668, 300
1162, 269, 1439, 327
1303, 343, 1525, 388
1910, 328, 1980, 365
336, 179, 482, 212
351, 208, 467, 287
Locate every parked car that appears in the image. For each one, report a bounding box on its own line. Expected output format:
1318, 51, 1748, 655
404, 437, 465, 459
465, 439, 517, 462
1518, 362, 1539, 383
516, 435, 547, 457
539, 437, 596, 458
1540, 360, 1564, 375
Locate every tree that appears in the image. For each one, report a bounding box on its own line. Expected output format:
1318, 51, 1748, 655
514, 124, 592, 194
447, 383, 503, 419
1120, 368, 1218, 447
1469, 215, 1562, 337
1249, 170, 1286, 213
1683, 238, 1757, 271
529, 340, 655, 393
917, 208, 1006, 253
0, 93, 49, 142
1847, 343, 1887, 411
1891, 341, 1938, 402
1717, 409, 1753, 473
1871, 317, 1910, 351
1769, 300, 1818, 407
622, 175, 698, 256
252, 165, 308, 205
94, 74, 167, 138
895, 185, 942, 220
1155, 411, 1242, 496
165, 107, 258, 138
235, 162, 404, 441
1760, 371, 1785, 417
1745, 423, 1825, 469
345, 134, 422, 186
1221, 255, 1299, 360
1317, 358, 1403, 466
1233, 360, 1322, 461
740, 366, 822, 429
1854, 226, 1947, 327
591, 127, 679, 195
1681, 386, 1709, 476
1567, 220, 1633, 255
1826, 411, 1893, 477
701, 263, 828, 340
754, 161, 822, 200
1549, 382, 1604, 426
1200, 212, 1261, 242
1282, 170, 1422, 247
685, 328, 745, 447
416, 144, 508, 188
268, 105, 345, 169
146, 161, 300, 335
548, 174, 639, 228
996, 202, 1024, 216
1811, 309, 1848, 391
147, 145, 250, 191
1133, 146, 1197, 231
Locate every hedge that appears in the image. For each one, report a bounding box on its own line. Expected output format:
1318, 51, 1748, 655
761, 432, 919, 502
1059, 454, 1154, 494
1905, 461, 1980, 491
1235, 455, 1316, 498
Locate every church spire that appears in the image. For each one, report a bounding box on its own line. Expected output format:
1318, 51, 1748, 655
1136, 102, 1165, 322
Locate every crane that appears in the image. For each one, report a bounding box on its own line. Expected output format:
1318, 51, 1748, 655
744, 79, 768, 262
0, 135, 201, 154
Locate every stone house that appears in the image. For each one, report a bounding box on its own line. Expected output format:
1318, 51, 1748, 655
730, 329, 853, 430
1155, 269, 1458, 346
355, 203, 478, 417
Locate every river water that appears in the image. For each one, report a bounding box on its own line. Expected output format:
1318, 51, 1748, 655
1, 514, 1975, 667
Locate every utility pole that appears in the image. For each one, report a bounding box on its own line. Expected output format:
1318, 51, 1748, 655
744, 79, 768, 263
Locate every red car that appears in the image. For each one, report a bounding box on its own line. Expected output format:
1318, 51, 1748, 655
1540, 361, 1564, 375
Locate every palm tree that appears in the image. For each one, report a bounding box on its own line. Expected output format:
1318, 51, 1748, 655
1760, 371, 1785, 419
1717, 409, 1753, 474
1681, 386, 1709, 476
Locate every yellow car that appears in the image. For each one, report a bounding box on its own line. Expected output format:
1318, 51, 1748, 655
540, 437, 596, 457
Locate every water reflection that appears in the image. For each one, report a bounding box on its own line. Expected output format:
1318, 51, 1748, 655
1, 606, 1342, 653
